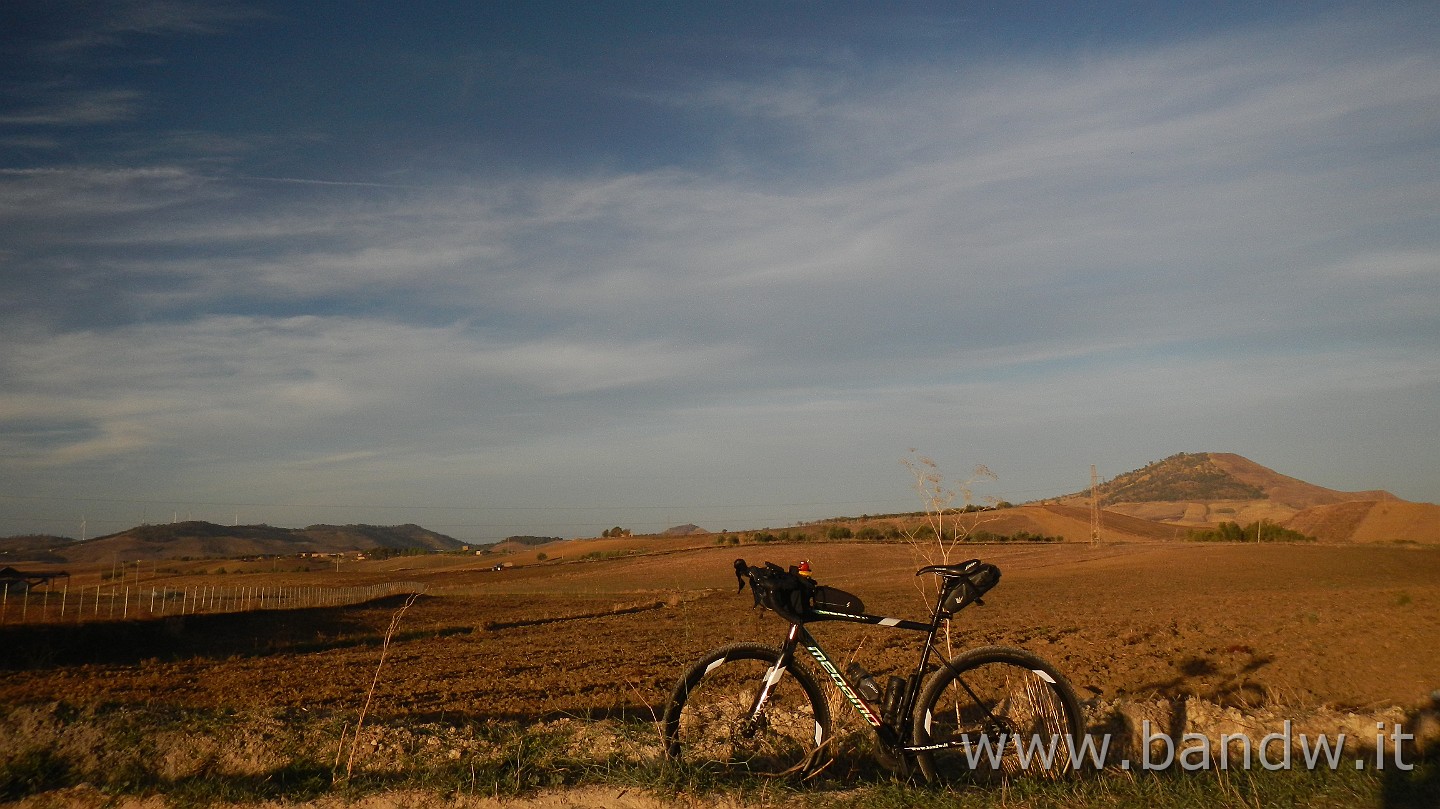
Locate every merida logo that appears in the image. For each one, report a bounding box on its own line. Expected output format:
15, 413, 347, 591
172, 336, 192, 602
805, 644, 883, 726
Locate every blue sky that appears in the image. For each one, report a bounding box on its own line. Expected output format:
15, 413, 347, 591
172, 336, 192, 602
2, 1, 1438, 542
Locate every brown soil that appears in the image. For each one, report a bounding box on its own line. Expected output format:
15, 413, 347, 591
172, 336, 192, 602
1286, 500, 1440, 544
3, 542, 1437, 721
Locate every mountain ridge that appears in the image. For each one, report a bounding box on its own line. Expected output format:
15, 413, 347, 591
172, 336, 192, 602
1053, 452, 1435, 542
4, 452, 1435, 557
1, 521, 465, 564
1059, 451, 1400, 510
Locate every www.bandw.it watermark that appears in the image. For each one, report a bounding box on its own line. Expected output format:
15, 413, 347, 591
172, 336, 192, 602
957, 721, 1417, 771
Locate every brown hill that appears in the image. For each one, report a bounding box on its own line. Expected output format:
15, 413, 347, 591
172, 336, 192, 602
1284, 500, 1440, 544
0, 535, 73, 564
55, 521, 464, 563
1055, 452, 1434, 543
1206, 453, 1398, 509
950, 504, 1180, 543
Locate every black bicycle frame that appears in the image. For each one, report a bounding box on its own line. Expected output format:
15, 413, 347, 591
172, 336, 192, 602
754, 597, 959, 754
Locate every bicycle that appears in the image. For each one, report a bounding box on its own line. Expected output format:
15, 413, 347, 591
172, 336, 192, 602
661, 557, 1084, 783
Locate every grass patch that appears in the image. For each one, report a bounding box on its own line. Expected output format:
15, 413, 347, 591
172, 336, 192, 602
809, 763, 1439, 809
3, 703, 1436, 807
0, 748, 76, 801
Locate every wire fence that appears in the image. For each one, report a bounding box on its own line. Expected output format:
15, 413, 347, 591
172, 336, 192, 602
0, 581, 427, 625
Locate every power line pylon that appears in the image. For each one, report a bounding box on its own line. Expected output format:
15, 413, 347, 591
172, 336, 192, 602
1090, 464, 1101, 545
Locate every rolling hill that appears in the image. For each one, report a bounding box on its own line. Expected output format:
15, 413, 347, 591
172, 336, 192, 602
9, 521, 466, 564
5, 453, 1435, 560
1053, 452, 1439, 543
0, 535, 72, 564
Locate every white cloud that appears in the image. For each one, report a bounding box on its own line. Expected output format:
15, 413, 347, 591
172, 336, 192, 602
3, 5, 1438, 535
0, 166, 217, 218
0, 89, 143, 126
0, 314, 748, 467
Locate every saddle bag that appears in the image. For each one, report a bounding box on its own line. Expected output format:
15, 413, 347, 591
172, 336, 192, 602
941, 562, 1001, 613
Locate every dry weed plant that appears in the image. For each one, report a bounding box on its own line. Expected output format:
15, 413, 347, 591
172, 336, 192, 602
899, 450, 998, 653
335, 591, 420, 785
899, 450, 998, 567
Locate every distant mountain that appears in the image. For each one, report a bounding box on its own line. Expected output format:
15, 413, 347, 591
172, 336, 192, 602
662, 524, 706, 536
40, 521, 464, 563
1069, 452, 1394, 509
1054, 452, 1436, 542
298, 523, 465, 551
1088, 452, 1267, 505
0, 535, 73, 564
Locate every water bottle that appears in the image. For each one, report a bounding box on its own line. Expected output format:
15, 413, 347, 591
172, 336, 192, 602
882, 676, 908, 727
845, 661, 882, 702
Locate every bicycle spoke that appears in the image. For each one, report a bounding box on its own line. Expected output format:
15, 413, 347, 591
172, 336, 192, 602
914, 647, 1082, 784
664, 644, 830, 777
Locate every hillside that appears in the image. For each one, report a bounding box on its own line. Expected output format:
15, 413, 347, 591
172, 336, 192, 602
1053, 452, 1432, 542
0, 535, 72, 564
6, 453, 1433, 559
1064, 452, 1396, 510
1284, 500, 1440, 544
46, 521, 464, 564
950, 503, 1182, 543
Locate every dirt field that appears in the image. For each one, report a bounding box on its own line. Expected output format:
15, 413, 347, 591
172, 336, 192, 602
3, 541, 1438, 722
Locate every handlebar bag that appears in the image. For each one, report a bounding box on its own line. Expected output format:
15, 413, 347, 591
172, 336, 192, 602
811, 585, 865, 615
746, 562, 817, 623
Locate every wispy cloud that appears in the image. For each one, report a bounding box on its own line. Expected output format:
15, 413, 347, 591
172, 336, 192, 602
27, 0, 261, 59
0, 88, 143, 126
2, 5, 1437, 536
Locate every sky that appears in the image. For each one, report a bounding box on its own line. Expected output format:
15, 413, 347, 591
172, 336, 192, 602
2, 1, 1438, 543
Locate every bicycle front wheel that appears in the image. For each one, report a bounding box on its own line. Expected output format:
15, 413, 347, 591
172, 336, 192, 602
662, 642, 832, 777
911, 645, 1083, 784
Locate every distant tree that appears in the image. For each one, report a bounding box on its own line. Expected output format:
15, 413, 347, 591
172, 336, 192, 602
1187, 520, 1313, 543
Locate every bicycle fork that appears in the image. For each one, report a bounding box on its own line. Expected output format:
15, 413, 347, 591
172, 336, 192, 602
741, 624, 807, 739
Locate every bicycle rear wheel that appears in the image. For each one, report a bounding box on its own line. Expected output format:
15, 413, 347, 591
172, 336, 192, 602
662, 642, 832, 776
911, 645, 1083, 784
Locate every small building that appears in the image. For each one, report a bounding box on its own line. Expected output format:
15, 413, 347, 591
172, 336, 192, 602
0, 567, 70, 595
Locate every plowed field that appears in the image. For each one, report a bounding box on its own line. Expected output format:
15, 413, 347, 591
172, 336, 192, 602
3, 542, 1438, 721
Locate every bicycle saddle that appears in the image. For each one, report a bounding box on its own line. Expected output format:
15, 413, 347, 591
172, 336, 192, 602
915, 559, 984, 578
